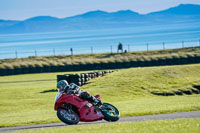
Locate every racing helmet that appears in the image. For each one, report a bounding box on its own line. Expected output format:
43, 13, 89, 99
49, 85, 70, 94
57, 80, 68, 92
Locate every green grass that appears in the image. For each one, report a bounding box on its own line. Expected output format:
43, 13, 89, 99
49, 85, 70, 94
0, 64, 200, 127
83, 64, 200, 101
116, 96, 200, 116
14, 118, 200, 133
0, 70, 92, 82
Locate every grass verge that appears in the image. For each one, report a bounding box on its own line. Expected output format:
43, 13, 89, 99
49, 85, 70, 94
14, 118, 200, 133
1, 47, 200, 70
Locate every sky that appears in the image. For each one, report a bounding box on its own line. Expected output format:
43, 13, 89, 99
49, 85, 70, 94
0, 0, 200, 20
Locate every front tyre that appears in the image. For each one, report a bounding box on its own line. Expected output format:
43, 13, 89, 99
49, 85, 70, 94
57, 108, 80, 125
101, 103, 120, 122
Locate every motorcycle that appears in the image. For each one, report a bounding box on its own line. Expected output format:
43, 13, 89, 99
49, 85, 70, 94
54, 91, 120, 125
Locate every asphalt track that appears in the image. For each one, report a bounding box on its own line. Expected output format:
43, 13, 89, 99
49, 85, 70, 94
0, 110, 200, 133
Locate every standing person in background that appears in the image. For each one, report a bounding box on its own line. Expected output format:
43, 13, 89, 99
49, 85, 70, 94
117, 42, 123, 53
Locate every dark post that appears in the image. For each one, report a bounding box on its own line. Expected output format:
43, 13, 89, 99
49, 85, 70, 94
110, 45, 113, 54
53, 49, 55, 56
163, 42, 165, 50
15, 51, 18, 58
147, 43, 149, 51
70, 48, 73, 56
91, 46, 93, 54
35, 50, 37, 56
182, 41, 184, 48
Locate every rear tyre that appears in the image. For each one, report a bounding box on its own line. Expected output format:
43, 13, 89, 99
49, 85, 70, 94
57, 108, 80, 125
101, 103, 120, 122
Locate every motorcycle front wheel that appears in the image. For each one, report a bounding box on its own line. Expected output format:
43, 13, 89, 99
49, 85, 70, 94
101, 103, 120, 122
57, 108, 80, 125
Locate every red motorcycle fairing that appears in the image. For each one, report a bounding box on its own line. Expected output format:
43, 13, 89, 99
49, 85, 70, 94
54, 93, 104, 122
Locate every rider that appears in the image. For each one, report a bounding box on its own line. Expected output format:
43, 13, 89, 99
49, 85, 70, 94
57, 80, 102, 105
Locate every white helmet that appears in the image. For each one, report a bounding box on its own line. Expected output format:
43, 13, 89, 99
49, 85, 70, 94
57, 80, 68, 92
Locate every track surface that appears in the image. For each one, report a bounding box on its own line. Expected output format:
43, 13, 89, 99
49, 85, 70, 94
1, 110, 200, 133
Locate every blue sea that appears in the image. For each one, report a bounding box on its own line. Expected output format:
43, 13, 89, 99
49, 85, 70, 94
0, 22, 200, 59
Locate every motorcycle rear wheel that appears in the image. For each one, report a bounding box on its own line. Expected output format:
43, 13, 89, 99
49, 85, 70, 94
101, 103, 120, 122
57, 108, 80, 125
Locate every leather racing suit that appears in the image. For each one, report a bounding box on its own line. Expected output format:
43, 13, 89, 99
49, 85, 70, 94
65, 83, 101, 104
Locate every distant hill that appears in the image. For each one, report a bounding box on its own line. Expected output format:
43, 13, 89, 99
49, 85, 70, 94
149, 4, 200, 15
0, 4, 200, 34
0, 20, 20, 27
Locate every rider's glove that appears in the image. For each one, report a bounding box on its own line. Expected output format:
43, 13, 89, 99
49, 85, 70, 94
94, 98, 102, 105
